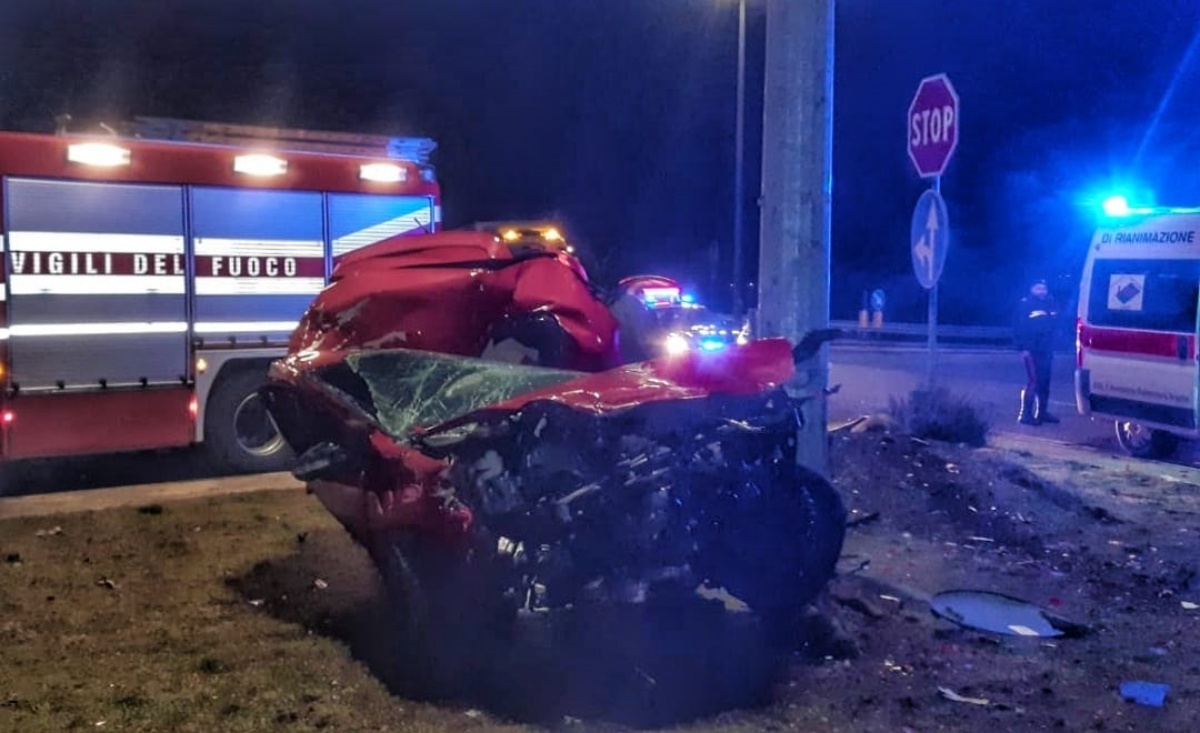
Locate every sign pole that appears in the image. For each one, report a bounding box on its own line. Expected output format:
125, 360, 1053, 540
928, 176, 940, 385
907, 74, 957, 387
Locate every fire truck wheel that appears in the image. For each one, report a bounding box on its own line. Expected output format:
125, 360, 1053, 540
204, 368, 295, 474
1113, 421, 1178, 460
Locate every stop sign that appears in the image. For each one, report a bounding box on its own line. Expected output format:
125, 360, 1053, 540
907, 74, 959, 178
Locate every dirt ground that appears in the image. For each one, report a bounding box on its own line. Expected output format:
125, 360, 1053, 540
2, 429, 1199, 731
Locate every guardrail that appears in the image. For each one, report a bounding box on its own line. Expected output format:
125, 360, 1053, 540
829, 320, 1013, 347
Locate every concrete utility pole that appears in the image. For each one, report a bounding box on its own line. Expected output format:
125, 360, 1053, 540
756, 0, 835, 474
731, 0, 747, 319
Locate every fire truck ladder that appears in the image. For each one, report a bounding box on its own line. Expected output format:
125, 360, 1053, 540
121, 116, 437, 163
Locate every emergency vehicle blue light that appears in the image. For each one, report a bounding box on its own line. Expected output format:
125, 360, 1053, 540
699, 338, 725, 351
681, 293, 696, 304
1102, 195, 1130, 217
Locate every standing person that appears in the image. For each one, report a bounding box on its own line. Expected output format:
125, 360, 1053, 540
1013, 278, 1060, 425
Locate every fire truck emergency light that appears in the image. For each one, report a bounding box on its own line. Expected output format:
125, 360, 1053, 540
233, 154, 287, 177
67, 142, 131, 167
502, 230, 521, 242
359, 163, 407, 183
543, 228, 563, 242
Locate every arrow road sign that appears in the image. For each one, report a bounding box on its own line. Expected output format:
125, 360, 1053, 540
911, 189, 950, 290
870, 288, 886, 312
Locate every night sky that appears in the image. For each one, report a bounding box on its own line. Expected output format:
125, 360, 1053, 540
2, 1, 1199, 324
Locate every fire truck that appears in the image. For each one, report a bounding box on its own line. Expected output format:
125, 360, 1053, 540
0, 117, 441, 473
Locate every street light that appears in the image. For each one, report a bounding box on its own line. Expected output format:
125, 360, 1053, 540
732, 0, 748, 319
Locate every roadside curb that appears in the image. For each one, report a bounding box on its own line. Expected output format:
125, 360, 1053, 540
0, 472, 303, 520
987, 432, 1200, 485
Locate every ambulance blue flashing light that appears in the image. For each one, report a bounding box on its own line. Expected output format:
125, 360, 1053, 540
1102, 195, 1130, 218
1100, 196, 1200, 219
681, 293, 696, 304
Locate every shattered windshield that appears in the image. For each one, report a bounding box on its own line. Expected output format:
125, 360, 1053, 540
325, 349, 583, 437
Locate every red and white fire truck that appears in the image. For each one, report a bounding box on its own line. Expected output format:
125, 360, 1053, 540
0, 117, 441, 473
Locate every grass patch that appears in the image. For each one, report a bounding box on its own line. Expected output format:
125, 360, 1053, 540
0, 490, 497, 733
888, 385, 990, 447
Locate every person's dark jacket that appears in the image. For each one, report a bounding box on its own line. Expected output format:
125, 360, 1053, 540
1012, 295, 1059, 353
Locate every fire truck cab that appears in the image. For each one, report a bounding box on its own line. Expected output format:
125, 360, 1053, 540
1076, 207, 1200, 458
0, 117, 441, 473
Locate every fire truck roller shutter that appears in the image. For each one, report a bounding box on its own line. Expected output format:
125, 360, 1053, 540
4, 178, 189, 390
328, 192, 436, 263
191, 187, 327, 473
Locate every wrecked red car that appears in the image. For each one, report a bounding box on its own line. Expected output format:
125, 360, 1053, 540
261, 230, 846, 683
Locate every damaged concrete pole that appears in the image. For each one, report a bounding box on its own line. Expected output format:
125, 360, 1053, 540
756, 0, 835, 473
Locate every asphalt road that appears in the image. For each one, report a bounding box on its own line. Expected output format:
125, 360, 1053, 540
828, 343, 1196, 459
2, 343, 1195, 499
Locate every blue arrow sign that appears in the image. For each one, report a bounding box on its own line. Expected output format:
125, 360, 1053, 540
911, 189, 950, 290
870, 289, 886, 312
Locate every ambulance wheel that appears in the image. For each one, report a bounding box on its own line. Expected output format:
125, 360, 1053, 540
204, 368, 295, 474
1114, 421, 1178, 460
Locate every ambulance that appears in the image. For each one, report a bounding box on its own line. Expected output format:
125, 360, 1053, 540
1075, 202, 1200, 458
0, 117, 441, 473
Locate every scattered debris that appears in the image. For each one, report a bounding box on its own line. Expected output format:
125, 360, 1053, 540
851, 414, 898, 434
938, 687, 991, 706
35, 526, 63, 538
930, 590, 1089, 638
136, 504, 164, 516
464, 709, 483, 718
846, 511, 881, 528
313, 578, 329, 590
832, 586, 886, 619
946, 462, 961, 474
1181, 601, 1198, 611
247, 599, 265, 608
883, 659, 913, 675
96, 577, 118, 591
1119, 680, 1170, 708
829, 415, 869, 434
4, 553, 21, 564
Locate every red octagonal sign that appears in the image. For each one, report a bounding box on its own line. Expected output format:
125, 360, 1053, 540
907, 73, 959, 179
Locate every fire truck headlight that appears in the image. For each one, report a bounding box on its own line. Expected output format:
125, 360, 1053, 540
360, 163, 406, 183
233, 154, 288, 177
67, 143, 131, 167
664, 332, 690, 356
